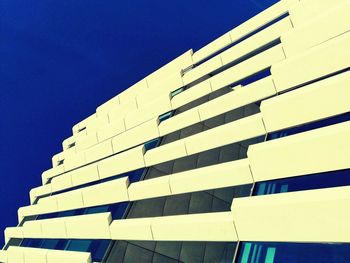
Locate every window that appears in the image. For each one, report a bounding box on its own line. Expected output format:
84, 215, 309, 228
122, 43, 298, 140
267, 112, 350, 141
253, 169, 350, 196
235, 242, 350, 263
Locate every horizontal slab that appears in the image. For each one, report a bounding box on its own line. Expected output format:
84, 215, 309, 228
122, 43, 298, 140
81, 177, 129, 207
70, 163, 100, 187
198, 77, 276, 121
261, 70, 350, 132
65, 213, 112, 239
51, 152, 65, 167
5, 227, 24, 243
41, 217, 66, 239
229, 0, 296, 43
37, 196, 57, 211
183, 55, 223, 85
96, 95, 120, 117
128, 176, 171, 201
192, 32, 231, 65
109, 98, 138, 123
112, 118, 159, 153
283, 0, 350, 57
63, 151, 86, 171
84, 139, 114, 164
144, 140, 187, 167
75, 133, 98, 152
41, 165, 65, 185
184, 113, 266, 155
20, 213, 112, 240
17, 205, 57, 223
145, 50, 192, 90
0, 250, 6, 263
159, 108, 201, 136
289, 0, 347, 27
170, 79, 212, 109
46, 249, 92, 263
97, 145, 145, 179
97, 117, 126, 142
272, 31, 350, 93
51, 173, 72, 193
161, 77, 275, 140
6, 246, 92, 263
192, 0, 297, 64
248, 121, 350, 182
170, 158, 253, 194
221, 17, 292, 66
73, 114, 96, 134
124, 93, 171, 130
151, 212, 238, 241
232, 186, 350, 243
118, 80, 147, 104
56, 189, 84, 211
30, 184, 52, 204
110, 218, 153, 240
210, 45, 285, 91
62, 136, 76, 151
111, 212, 238, 242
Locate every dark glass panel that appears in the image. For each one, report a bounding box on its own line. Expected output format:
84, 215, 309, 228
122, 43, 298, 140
267, 112, 350, 141
253, 169, 350, 196
235, 242, 350, 263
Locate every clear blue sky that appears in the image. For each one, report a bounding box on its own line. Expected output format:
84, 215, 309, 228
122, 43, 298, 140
0, 0, 278, 246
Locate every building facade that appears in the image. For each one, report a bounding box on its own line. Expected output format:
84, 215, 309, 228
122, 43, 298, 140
1, 0, 350, 262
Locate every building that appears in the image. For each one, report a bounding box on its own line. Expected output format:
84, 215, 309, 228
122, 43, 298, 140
1, 0, 350, 262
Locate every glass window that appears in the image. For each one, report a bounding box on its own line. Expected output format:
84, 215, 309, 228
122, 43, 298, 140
109, 202, 128, 219
64, 239, 91, 252
40, 239, 61, 249
20, 238, 42, 248
267, 112, 350, 141
128, 169, 144, 183
89, 240, 111, 262
144, 138, 160, 151
253, 169, 350, 196
235, 242, 350, 263
170, 88, 184, 98
84, 205, 109, 214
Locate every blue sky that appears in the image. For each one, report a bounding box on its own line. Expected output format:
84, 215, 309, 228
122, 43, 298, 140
0, 0, 278, 246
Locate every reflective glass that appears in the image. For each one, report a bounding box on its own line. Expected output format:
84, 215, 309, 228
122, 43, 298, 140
253, 169, 350, 196
235, 242, 350, 263
267, 112, 350, 141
